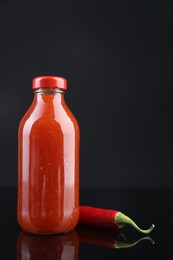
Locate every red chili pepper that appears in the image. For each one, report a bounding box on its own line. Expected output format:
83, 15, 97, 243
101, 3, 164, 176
79, 206, 155, 234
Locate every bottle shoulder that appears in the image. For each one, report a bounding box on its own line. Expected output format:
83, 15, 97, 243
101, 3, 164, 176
18, 100, 79, 134
62, 102, 79, 129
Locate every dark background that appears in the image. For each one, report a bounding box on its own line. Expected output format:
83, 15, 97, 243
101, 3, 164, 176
0, 0, 172, 188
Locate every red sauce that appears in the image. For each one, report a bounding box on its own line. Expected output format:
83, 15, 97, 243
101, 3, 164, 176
17, 77, 80, 234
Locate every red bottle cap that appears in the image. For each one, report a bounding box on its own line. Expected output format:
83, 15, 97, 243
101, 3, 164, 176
32, 76, 67, 90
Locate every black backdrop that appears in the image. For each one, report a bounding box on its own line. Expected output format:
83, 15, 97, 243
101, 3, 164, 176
0, 0, 172, 187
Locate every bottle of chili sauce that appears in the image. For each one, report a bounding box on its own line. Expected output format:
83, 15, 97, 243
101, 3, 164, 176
17, 76, 80, 234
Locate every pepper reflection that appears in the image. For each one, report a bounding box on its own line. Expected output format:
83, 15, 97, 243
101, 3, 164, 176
76, 225, 154, 249
17, 230, 79, 260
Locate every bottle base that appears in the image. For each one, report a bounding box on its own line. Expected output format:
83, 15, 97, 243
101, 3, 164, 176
20, 227, 76, 236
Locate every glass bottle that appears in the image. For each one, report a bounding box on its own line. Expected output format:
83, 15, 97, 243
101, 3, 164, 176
17, 76, 80, 234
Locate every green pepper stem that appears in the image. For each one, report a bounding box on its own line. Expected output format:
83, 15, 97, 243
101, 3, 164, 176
115, 212, 155, 234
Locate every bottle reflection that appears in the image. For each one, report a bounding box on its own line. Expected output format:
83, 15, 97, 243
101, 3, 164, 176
17, 230, 79, 260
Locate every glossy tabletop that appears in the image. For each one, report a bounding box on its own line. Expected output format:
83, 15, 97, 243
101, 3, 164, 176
0, 187, 171, 259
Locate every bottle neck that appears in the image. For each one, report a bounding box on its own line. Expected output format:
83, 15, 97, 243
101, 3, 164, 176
33, 88, 65, 103
34, 88, 65, 95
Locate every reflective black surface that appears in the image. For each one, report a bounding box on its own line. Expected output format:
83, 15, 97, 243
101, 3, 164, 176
0, 187, 171, 259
